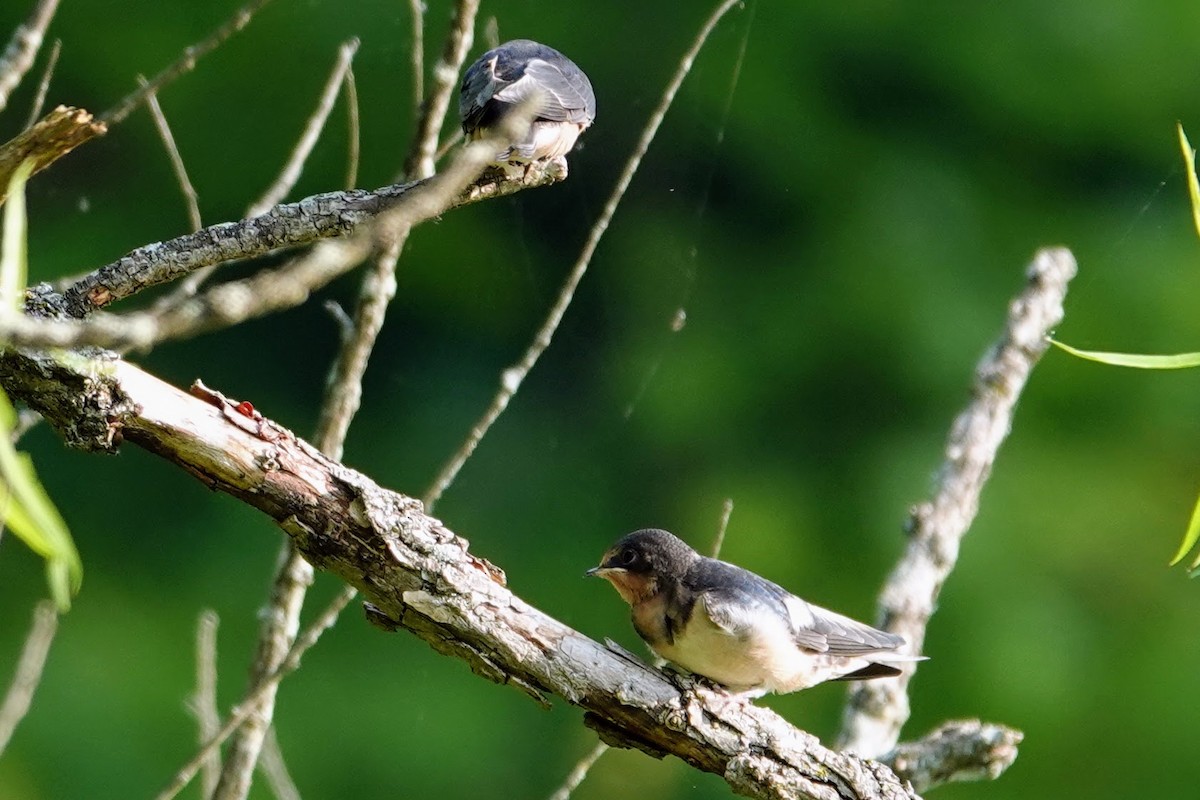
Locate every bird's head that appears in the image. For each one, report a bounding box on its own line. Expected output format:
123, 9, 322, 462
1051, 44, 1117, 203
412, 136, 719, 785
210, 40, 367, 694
586, 528, 698, 605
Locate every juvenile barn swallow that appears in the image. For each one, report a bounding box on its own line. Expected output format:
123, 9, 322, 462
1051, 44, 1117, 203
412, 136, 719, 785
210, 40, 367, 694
587, 528, 923, 696
459, 39, 596, 163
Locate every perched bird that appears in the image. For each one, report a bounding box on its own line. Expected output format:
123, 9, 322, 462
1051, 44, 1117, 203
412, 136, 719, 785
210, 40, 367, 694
587, 528, 923, 696
459, 39, 596, 164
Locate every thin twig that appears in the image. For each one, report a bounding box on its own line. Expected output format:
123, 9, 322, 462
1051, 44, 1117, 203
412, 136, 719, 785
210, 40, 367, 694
343, 67, 360, 190
100, 0, 276, 126
837, 247, 1078, 758
401, 0, 479, 180
482, 15, 499, 51
0, 600, 59, 756
157, 39, 358, 307
141, 75, 202, 232
186, 610, 222, 799
22, 37, 60, 129
258, 726, 302, 800
155, 586, 358, 800
407, 0, 425, 123
0, 0, 59, 114
711, 497, 734, 558
313, 238, 404, 460
244, 38, 360, 219
212, 546, 314, 800
433, 129, 463, 164
423, 0, 746, 507
546, 741, 610, 800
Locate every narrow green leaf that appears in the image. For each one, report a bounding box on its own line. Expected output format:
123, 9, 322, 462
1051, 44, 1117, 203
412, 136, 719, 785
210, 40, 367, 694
0, 159, 34, 313
0, 160, 83, 610
1178, 123, 1200, 242
1049, 339, 1200, 369
1170, 488, 1200, 566
0, 396, 82, 608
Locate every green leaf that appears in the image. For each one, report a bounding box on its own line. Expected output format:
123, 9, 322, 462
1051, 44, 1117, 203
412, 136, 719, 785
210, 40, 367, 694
1178, 123, 1200, 242
1049, 339, 1200, 369
1170, 488, 1200, 568
0, 158, 82, 611
0, 159, 33, 313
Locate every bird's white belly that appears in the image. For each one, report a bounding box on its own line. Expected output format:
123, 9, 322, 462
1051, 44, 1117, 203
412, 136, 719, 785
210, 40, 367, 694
651, 607, 817, 694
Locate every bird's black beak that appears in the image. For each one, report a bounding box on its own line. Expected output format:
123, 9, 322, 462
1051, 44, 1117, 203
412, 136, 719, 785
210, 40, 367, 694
584, 564, 621, 579
584, 566, 601, 578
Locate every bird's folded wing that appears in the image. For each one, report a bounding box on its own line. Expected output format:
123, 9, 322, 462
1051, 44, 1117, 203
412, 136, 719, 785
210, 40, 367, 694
495, 59, 595, 123
795, 601, 907, 656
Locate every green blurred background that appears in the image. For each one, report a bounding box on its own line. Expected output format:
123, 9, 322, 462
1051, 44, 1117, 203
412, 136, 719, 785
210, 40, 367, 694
1, 1, 1199, 798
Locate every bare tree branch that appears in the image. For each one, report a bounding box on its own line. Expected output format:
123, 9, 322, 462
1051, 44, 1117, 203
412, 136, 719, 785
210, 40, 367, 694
258, 726, 302, 800
402, 0, 479, 180
100, 0, 276, 126
244, 38, 361, 219
547, 741, 609, 800
22, 36, 59, 128
56, 158, 565, 320
156, 584, 357, 800
406, 0, 425, 124
2, 149, 560, 355
0, 105, 106, 205
141, 76, 203, 233
0, 600, 58, 756
213, 544, 313, 800
881, 720, 1023, 793
186, 610, 222, 798
0, 352, 921, 800
837, 247, 1077, 757
0, 0, 59, 114
343, 67, 360, 190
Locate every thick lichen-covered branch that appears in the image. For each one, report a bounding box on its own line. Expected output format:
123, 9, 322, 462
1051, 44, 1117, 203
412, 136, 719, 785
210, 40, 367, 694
0, 348, 919, 800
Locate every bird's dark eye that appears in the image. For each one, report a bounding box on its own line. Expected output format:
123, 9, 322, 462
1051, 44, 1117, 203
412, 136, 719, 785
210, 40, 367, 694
619, 548, 638, 566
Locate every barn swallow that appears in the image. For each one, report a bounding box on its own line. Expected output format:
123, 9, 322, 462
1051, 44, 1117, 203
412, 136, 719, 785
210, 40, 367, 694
587, 528, 923, 696
459, 39, 596, 164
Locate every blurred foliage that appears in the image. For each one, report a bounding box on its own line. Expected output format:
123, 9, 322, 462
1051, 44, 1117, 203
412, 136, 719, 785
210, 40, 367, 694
1052, 124, 1200, 574
1, 1, 1199, 799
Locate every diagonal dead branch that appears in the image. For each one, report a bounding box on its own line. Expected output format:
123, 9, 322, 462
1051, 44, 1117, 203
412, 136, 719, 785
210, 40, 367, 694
402, 0, 479, 180
22, 36, 59, 128
0, 351, 920, 800
0, 105, 106, 205
837, 247, 1076, 758
213, 544, 313, 800
0, 600, 58, 756
0, 0, 60, 114
186, 610, 222, 798
257, 726, 302, 800
55, 158, 565, 320
100, 0, 276, 126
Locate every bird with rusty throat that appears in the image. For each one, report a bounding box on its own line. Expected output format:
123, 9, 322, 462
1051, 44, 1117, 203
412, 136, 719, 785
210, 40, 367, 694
587, 529, 924, 696
459, 39, 596, 165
